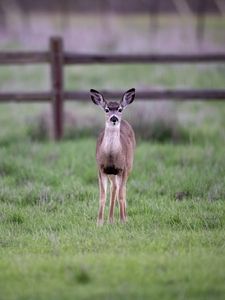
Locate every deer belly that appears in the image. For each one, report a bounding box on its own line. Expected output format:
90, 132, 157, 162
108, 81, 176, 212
100, 153, 124, 175
103, 165, 121, 175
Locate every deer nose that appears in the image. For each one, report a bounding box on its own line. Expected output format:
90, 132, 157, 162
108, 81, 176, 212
110, 115, 118, 123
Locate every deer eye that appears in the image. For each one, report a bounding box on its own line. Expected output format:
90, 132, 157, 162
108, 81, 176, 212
118, 107, 122, 113
105, 108, 109, 113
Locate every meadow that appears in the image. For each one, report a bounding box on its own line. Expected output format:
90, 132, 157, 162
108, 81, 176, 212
0, 58, 225, 299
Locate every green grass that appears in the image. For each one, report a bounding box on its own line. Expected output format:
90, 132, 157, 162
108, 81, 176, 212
0, 57, 225, 299
0, 137, 225, 300
65, 64, 225, 90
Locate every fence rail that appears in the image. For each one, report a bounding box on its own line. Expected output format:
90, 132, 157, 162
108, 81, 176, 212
0, 92, 50, 102
63, 53, 225, 64
0, 52, 49, 64
1, 89, 225, 103
1, 52, 225, 65
0, 36, 225, 140
65, 89, 225, 101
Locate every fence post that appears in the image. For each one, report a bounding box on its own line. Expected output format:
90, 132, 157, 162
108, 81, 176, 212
50, 36, 64, 140
196, 0, 207, 46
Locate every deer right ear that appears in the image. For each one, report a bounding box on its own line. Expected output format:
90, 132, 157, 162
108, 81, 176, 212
121, 88, 136, 108
90, 89, 106, 107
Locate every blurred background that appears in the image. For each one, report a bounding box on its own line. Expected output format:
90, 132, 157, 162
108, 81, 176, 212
0, 0, 225, 143
1, 0, 225, 52
1, 3, 225, 298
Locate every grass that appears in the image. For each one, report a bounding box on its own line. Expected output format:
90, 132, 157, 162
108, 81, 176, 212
0, 137, 225, 300
0, 54, 225, 299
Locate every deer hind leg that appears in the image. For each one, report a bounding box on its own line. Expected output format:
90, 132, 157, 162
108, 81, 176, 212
118, 172, 128, 223
97, 170, 107, 226
108, 175, 118, 224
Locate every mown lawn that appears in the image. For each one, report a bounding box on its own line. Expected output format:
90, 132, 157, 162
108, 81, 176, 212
0, 105, 225, 299
0, 60, 225, 299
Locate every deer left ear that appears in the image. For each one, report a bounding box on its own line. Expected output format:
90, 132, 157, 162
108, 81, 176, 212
121, 88, 135, 108
90, 89, 106, 108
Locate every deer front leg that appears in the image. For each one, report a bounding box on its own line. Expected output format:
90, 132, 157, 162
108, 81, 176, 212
118, 172, 128, 223
108, 175, 118, 224
97, 171, 107, 226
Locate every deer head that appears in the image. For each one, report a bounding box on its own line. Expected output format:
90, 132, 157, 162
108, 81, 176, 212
90, 88, 135, 127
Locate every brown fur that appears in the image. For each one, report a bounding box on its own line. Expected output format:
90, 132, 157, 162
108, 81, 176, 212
96, 119, 135, 225
90, 88, 136, 225
96, 120, 135, 175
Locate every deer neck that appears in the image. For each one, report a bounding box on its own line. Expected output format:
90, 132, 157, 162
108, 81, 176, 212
102, 123, 121, 154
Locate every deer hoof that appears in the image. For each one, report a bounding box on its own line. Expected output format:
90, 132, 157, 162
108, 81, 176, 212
108, 218, 114, 224
97, 219, 104, 226
120, 217, 127, 223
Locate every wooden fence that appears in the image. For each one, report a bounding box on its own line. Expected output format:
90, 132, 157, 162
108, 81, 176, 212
0, 36, 225, 140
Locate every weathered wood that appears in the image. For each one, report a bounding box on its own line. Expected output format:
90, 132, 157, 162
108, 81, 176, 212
65, 89, 225, 101
50, 37, 64, 141
173, 0, 193, 16
1, 89, 225, 103
215, 0, 225, 16
1, 51, 225, 66
0, 35, 225, 144
0, 52, 49, 64
196, 0, 207, 44
149, 0, 160, 37
64, 53, 225, 64
0, 92, 51, 102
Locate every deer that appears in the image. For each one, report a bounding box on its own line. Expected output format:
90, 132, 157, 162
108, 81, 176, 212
90, 88, 136, 225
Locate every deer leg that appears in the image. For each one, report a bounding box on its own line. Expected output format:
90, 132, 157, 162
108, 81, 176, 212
108, 175, 118, 224
97, 171, 107, 226
118, 172, 128, 223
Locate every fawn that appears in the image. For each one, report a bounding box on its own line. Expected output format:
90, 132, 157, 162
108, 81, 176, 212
90, 88, 136, 225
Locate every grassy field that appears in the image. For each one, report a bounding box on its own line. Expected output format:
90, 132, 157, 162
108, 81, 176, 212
0, 61, 225, 300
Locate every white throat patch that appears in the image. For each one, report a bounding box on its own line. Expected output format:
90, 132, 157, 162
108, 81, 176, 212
102, 124, 121, 153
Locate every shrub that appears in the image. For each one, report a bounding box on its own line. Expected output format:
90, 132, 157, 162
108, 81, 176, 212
126, 101, 189, 142
27, 102, 189, 143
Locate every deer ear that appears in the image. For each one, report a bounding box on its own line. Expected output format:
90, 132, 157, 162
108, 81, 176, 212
121, 88, 135, 108
90, 89, 106, 107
